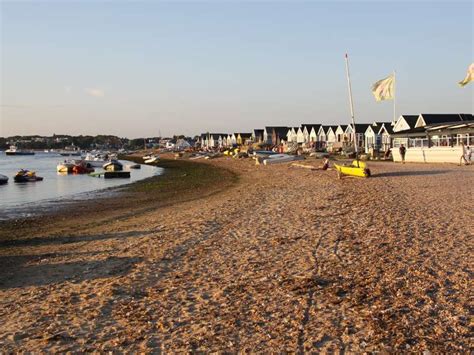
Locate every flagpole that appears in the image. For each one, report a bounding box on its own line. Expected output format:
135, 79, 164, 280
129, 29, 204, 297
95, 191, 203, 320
344, 53, 359, 162
393, 70, 397, 125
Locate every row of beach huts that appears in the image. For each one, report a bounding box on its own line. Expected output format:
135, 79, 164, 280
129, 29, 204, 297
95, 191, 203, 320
196, 113, 473, 163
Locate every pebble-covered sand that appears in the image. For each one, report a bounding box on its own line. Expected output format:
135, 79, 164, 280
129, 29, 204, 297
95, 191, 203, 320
0, 158, 472, 352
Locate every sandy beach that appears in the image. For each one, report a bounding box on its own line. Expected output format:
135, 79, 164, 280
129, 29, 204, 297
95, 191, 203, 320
0, 156, 472, 352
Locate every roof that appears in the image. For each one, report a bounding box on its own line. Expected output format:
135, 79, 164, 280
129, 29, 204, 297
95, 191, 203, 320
390, 126, 427, 137
237, 133, 252, 138
301, 124, 321, 133
337, 125, 348, 131
265, 126, 288, 135
399, 115, 419, 128
253, 129, 264, 134
347, 123, 371, 133
419, 113, 472, 126
378, 123, 394, 135
210, 133, 226, 139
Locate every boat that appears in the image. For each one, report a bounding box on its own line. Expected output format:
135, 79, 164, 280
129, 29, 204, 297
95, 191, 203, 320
89, 171, 131, 179
334, 160, 371, 178
126, 164, 141, 169
262, 154, 304, 165
144, 156, 159, 164
58, 144, 81, 156
335, 53, 372, 179
103, 160, 123, 171
0, 174, 8, 184
72, 161, 94, 174
83, 152, 107, 167
5, 145, 35, 156
14, 169, 43, 182
57, 160, 75, 173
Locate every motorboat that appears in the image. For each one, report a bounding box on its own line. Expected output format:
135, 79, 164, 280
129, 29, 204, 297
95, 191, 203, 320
57, 160, 75, 173
72, 161, 95, 174
83, 152, 107, 167
5, 145, 35, 156
14, 169, 43, 182
144, 156, 159, 164
103, 160, 123, 171
0, 174, 8, 184
262, 154, 304, 165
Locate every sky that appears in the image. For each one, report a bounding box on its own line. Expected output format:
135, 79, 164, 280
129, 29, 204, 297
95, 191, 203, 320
1, 0, 472, 138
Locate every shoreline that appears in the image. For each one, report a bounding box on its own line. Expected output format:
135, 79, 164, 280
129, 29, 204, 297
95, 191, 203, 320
0, 154, 238, 240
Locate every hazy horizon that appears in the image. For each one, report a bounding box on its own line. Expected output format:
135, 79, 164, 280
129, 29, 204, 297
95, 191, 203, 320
1, 1, 472, 139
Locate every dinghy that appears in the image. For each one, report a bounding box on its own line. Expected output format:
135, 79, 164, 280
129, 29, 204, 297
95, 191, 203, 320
0, 174, 8, 184
263, 154, 304, 165
334, 160, 371, 178
103, 160, 123, 171
144, 156, 159, 164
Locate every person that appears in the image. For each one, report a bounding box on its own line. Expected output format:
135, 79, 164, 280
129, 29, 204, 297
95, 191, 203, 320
460, 143, 470, 165
399, 144, 406, 164
317, 157, 330, 170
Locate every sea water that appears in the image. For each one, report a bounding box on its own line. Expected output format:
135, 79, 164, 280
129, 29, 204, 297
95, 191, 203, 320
0, 152, 163, 220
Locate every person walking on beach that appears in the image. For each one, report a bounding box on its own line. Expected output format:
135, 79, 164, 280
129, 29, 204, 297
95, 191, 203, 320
460, 143, 471, 165
399, 144, 406, 164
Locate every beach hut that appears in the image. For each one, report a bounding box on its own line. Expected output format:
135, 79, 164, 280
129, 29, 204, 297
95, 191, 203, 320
286, 127, 298, 143
300, 124, 321, 144
252, 129, 264, 144
392, 115, 419, 133
264, 126, 288, 145
325, 126, 339, 151
317, 125, 330, 150
236, 133, 252, 146
377, 123, 394, 153
345, 123, 371, 150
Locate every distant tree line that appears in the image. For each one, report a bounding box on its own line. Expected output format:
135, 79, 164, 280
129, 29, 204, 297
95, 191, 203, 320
0, 135, 164, 151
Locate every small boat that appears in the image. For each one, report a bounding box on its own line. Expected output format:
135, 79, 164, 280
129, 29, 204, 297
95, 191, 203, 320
144, 156, 159, 164
57, 161, 75, 173
89, 171, 131, 179
126, 164, 141, 169
83, 152, 108, 167
103, 160, 123, 171
5, 145, 35, 156
14, 169, 44, 182
263, 154, 304, 165
334, 160, 371, 178
72, 161, 94, 174
0, 174, 8, 184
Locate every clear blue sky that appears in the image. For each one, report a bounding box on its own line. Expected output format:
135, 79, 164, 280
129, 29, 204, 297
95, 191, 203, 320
1, 1, 472, 138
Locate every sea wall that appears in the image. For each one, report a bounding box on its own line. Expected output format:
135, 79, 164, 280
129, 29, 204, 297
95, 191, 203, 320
392, 146, 463, 164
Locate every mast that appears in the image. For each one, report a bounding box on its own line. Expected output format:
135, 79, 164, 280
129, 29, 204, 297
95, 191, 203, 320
393, 70, 397, 125
344, 53, 359, 163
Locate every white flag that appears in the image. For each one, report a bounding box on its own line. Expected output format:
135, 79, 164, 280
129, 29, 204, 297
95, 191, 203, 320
371, 74, 395, 102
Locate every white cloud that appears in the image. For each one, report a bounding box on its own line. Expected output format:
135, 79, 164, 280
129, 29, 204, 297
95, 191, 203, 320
85, 88, 105, 98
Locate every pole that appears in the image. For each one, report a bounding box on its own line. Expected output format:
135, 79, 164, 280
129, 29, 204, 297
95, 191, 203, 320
393, 70, 397, 125
344, 53, 359, 163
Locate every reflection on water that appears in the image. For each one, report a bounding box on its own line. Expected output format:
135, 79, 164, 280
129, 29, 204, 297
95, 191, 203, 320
0, 152, 162, 219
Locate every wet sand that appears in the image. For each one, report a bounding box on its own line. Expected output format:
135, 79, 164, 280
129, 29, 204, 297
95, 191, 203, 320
0, 157, 472, 352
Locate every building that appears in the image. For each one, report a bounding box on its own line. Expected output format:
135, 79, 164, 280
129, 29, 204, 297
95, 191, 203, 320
391, 113, 473, 163
252, 129, 264, 144
264, 126, 288, 145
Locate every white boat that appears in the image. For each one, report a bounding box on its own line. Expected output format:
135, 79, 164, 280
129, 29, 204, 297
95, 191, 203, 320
144, 156, 159, 164
0, 174, 8, 184
5, 145, 35, 156
263, 154, 304, 165
83, 152, 107, 167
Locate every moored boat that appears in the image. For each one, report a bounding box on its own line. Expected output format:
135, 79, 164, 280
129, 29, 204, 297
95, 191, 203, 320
5, 145, 35, 156
262, 154, 304, 165
83, 152, 107, 167
72, 161, 95, 174
144, 156, 159, 164
0, 174, 8, 184
57, 160, 75, 173
14, 169, 43, 182
103, 160, 123, 171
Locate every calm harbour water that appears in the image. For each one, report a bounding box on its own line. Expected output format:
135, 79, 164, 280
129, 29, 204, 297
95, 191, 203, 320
0, 152, 162, 220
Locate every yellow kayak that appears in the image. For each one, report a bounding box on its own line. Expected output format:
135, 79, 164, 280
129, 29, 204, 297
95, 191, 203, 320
334, 160, 371, 178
